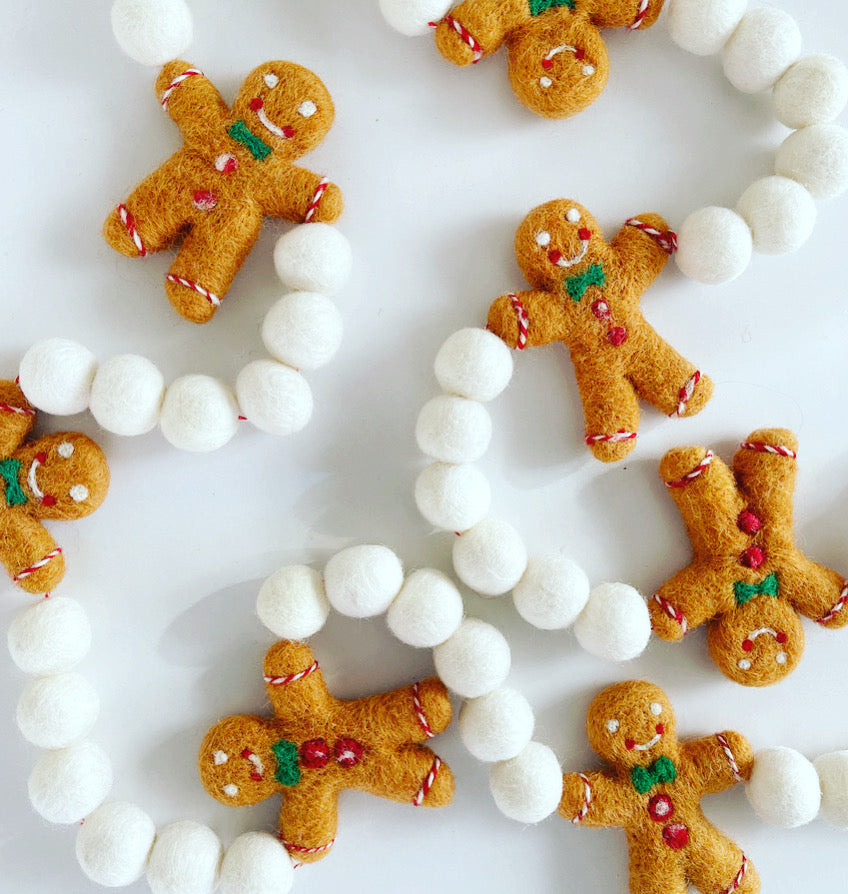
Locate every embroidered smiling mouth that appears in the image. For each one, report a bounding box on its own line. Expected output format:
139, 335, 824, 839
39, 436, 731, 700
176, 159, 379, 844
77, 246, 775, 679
27, 454, 55, 506
626, 728, 664, 751
250, 98, 295, 139
548, 228, 592, 267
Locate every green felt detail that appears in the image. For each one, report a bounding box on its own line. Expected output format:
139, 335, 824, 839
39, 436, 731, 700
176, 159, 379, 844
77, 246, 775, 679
227, 120, 272, 161
631, 755, 677, 794
734, 572, 779, 606
529, 0, 576, 15
272, 739, 302, 787
566, 263, 605, 302
0, 459, 26, 507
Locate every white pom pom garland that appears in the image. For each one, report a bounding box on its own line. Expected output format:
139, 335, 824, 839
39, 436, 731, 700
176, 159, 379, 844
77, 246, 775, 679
512, 555, 590, 630
489, 742, 564, 823
460, 687, 535, 762
416, 395, 492, 463
773, 54, 848, 128
433, 618, 511, 698
721, 7, 801, 94
16, 673, 99, 749
8, 596, 92, 675
814, 751, 848, 829
146, 821, 223, 894
220, 832, 295, 894
273, 223, 352, 295
235, 361, 313, 437
736, 176, 817, 254
19, 338, 98, 415
434, 327, 514, 402
262, 292, 344, 371
415, 462, 492, 533
386, 568, 464, 647
89, 354, 165, 436
746, 746, 821, 827
28, 740, 113, 824
111, 0, 193, 67
160, 374, 240, 452
256, 565, 330, 640
775, 123, 848, 199
324, 544, 404, 617
573, 583, 652, 662
674, 206, 753, 284
76, 801, 156, 887
379, 0, 453, 36
666, 0, 746, 56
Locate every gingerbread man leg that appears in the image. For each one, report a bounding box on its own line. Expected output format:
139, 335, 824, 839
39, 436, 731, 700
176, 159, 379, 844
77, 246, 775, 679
359, 744, 454, 807
0, 513, 64, 594
575, 366, 640, 462
278, 778, 338, 863
434, 0, 527, 66
732, 429, 798, 530
629, 855, 687, 894
780, 557, 848, 628
685, 830, 760, 894
346, 678, 452, 747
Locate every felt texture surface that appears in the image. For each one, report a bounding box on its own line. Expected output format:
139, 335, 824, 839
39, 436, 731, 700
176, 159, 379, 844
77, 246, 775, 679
198, 640, 454, 864
486, 200, 713, 462
103, 60, 343, 323
558, 681, 758, 894
0, 380, 109, 593
651, 428, 848, 686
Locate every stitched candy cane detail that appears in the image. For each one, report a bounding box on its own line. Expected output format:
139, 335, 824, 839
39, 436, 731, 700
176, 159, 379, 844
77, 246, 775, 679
160, 67, 203, 110
571, 773, 593, 824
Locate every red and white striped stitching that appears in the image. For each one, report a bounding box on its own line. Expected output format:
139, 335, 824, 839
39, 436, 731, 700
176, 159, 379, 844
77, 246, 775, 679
412, 682, 434, 739
264, 659, 319, 686
652, 593, 689, 635
0, 403, 35, 417
625, 218, 677, 254
13, 547, 63, 582
509, 293, 529, 349
160, 68, 203, 110
817, 582, 848, 625
412, 755, 442, 806
280, 837, 335, 856
444, 15, 484, 62
715, 733, 743, 783
304, 176, 329, 223
721, 855, 749, 894
166, 274, 221, 307
627, 0, 650, 30
118, 204, 147, 257
673, 371, 701, 418
585, 430, 637, 445
665, 450, 714, 489
740, 441, 797, 459
571, 772, 593, 824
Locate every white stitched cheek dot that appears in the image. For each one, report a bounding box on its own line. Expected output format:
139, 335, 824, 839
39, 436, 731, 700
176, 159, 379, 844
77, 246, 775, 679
539, 76, 553, 88
738, 658, 752, 670
606, 719, 620, 734
535, 231, 551, 247
650, 702, 663, 716
298, 100, 317, 118
222, 784, 239, 798
263, 73, 279, 88
58, 441, 74, 459
214, 751, 228, 766
776, 651, 788, 665
582, 65, 595, 77
566, 208, 581, 223
69, 485, 89, 503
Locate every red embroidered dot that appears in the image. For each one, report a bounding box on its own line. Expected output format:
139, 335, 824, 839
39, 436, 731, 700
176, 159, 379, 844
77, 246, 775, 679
192, 190, 218, 212
333, 738, 364, 768
662, 822, 690, 850
741, 638, 754, 652
578, 227, 592, 241
608, 327, 628, 347
548, 249, 563, 264
776, 632, 788, 644
542, 58, 554, 69
591, 299, 610, 320
240, 748, 263, 780
214, 153, 238, 174
625, 739, 636, 751
282, 125, 296, 139
740, 546, 765, 570
737, 509, 762, 535
36, 452, 47, 464
299, 739, 330, 769
575, 48, 586, 60
249, 97, 264, 110
648, 794, 675, 822
655, 723, 664, 735
41, 495, 57, 507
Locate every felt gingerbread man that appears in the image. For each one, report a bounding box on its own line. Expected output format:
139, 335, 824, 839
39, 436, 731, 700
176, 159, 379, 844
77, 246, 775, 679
104, 60, 343, 324
558, 680, 758, 894
651, 428, 848, 687
198, 640, 454, 863
432, 0, 664, 118
0, 380, 109, 594
486, 199, 713, 462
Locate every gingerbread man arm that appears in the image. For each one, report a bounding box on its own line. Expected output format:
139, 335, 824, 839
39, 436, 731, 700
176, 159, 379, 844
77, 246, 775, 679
434, 0, 531, 66
263, 641, 334, 718
651, 564, 735, 641
487, 289, 572, 349
0, 381, 35, 457
780, 557, 848, 627
253, 166, 343, 224
359, 742, 455, 807
278, 776, 339, 863
608, 213, 674, 299
558, 770, 634, 828
588, 0, 665, 29
682, 731, 753, 795
0, 512, 65, 594
154, 61, 231, 146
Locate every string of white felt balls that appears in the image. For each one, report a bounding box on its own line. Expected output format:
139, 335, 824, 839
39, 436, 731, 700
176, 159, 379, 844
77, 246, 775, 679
380, 0, 848, 285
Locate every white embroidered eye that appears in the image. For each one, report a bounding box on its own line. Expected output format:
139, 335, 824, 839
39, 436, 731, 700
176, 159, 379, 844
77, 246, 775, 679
606, 719, 619, 734
650, 702, 662, 716
263, 73, 279, 88
535, 231, 551, 247
214, 751, 228, 765
69, 485, 89, 502
298, 100, 317, 118
222, 784, 239, 797
58, 442, 74, 459
566, 208, 581, 223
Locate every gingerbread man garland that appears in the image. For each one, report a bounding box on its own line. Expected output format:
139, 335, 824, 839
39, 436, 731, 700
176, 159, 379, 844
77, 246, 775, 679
0, 380, 109, 594
486, 200, 713, 462
559, 681, 758, 894
432, 0, 664, 118
651, 428, 848, 687
104, 60, 343, 324
198, 640, 454, 863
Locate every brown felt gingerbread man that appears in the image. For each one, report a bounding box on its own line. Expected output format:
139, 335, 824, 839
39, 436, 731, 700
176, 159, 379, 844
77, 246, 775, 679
559, 680, 758, 894
486, 199, 713, 462
198, 640, 454, 863
651, 428, 848, 687
0, 380, 109, 593
432, 0, 664, 118
104, 60, 343, 324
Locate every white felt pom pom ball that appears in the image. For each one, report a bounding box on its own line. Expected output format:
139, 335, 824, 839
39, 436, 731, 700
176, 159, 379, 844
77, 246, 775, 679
736, 176, 816, 254
675, 206, 752, 284
77, 801, 157, 887
460, 687, 535, 762
452, 518, 527, 597
379, 0, 453, 36
159, 375, 239, 452
746, 747, 821, 827
19, 338, 98, 415
111, 0, 193, 66
513, 555, 590, 630
147, 821, 223, 894
574, 583, 650, 661
386, 568, 464, 647
8, 597, 92, 675
262, 292, 343, 371
89, 354, 165, 436
434, 328, 514, 402
776, 124, 848, 199
814, 751, 848, 829
666, 0, 746, 56
235, 360, 313, 436
433, 618, 511, 698
17, 673, 99, 749
29, 740, 113, 824
324, 545, 403, 618
722, 8, 801, 94
220, 832, 294, 894
490, 742, 563, 823
415, 462, 491, 532
273, 224, 352, 295
774, 55, 848, 128
257, 565, 330, 640
416, 395, 492, 463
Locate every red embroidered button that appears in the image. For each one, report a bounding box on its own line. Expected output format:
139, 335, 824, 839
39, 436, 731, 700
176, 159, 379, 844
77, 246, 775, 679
214, 153, 238, 174
299, 738, 330, 769
608, 327, 628, 347
333, 738, 364, 768
591, 299, 610, 321
740, 545, 764, 570
662, 822, 690, 850
648, 793, 675, 822
737, 509, 762, 535
192, 190, 218, 212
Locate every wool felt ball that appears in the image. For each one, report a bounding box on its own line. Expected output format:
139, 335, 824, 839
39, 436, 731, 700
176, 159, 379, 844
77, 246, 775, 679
16, 672, 99, 749
415, 462, 491, 532
573, 582, 651, 661
235, 360, 313, 436
665, 0, 746, 56
513, 554, 590, 630
722, 7, 801, 94
746, 747, 821, 827
416, 395, 492, 464
434, 327, 514, 402
19, 338, 98, 415
220, 832, 294, 894
111, 0, 193, 66
675, 206, 753, 284
76, 801, 157, 887
776, 123, 848, 199
159, 375, 239, 452
736, 176, 816, 254
459, 687, 535, 762
8, 596, 92, 675
323, 544, 404, 617
256, 565, 330, 640
386, 567, 464, 648
379, 0, 453, 36
773, 54, 848, 128
490, 742, 563, 823
273, 224, 352, 295
89, 354, 165, 436
147, 821, 223, 894
433, 618, 511, 698
814, 751, 848, 829
28, 739, 113, 824
452, 518, 528, 597
261, 292, 343, 371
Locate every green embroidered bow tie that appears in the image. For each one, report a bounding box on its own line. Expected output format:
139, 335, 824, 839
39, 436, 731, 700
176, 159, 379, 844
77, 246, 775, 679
529, 0, 576, 15
272, 739, 301, 787
631, 755, 676, 794
734, 571, 779, 606
565, 263, 605, 302
227, 120, 273, 162
0, 459, 26, 507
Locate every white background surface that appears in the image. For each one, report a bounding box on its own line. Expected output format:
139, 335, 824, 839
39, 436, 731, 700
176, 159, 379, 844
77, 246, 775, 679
1, 0, 848, 892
